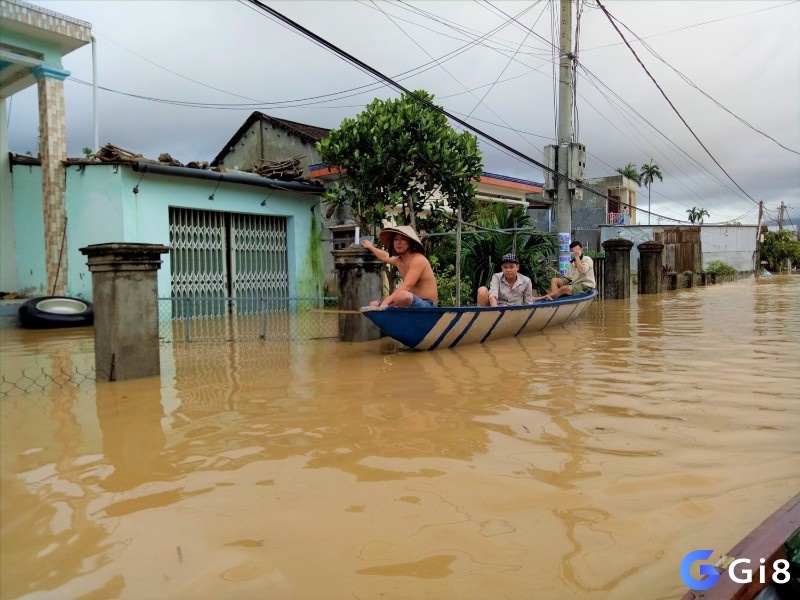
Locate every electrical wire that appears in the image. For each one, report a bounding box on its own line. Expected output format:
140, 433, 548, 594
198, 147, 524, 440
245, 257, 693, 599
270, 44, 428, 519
595, 0, 760, 207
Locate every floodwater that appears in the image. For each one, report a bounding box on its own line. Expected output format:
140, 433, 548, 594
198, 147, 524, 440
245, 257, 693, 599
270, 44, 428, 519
1, 276, 798, 600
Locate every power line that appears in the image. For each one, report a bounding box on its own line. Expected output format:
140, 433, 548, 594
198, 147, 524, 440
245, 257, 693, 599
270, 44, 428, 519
595, 0, 760, 207
243, 0, 684, 225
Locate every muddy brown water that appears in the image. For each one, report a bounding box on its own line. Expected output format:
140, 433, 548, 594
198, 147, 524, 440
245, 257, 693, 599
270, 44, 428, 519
1, 276, 798, 600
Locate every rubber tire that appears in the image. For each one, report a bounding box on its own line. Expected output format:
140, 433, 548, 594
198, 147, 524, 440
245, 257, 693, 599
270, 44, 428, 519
18, 296, 94, 329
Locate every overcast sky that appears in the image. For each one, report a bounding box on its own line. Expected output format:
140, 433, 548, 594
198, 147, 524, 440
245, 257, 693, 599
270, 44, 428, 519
7, 0, 800, 226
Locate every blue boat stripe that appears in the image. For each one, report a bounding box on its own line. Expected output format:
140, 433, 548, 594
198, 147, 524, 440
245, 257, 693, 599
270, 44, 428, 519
542, 306, 558, 328
446, 312, 483, 348
515, 306, 539, 336
429, 312, 468, 350
479, 312, 506, 344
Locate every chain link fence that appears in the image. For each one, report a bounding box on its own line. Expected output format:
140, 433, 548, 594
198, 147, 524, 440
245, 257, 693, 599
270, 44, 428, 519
1, 297, 341, 396
158, 296, 339, 343
1, 366, 98, 397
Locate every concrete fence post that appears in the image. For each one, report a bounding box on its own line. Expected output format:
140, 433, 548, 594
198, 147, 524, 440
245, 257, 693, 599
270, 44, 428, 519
80, 243, 170, 381
333, 247, 383, 341
601, 238, 634, 299
637, 241, 665, 295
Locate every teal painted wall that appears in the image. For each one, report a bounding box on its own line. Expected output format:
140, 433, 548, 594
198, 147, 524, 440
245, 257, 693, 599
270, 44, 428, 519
1, 31, 65, 68
10, 163, 324, 301
11, 165, 46, 297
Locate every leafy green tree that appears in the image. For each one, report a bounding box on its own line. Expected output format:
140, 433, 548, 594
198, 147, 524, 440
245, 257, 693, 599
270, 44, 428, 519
316, 90, 483, 235
761, 230, 800, 271
615, 162, 641, 185
460, 203, 558, 298
686, 207, 710, 224
639, 160, 663, 225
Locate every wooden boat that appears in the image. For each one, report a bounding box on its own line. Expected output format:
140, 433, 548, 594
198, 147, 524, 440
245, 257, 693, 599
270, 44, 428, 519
680, 492, 800, 600
360, 290, 597, 350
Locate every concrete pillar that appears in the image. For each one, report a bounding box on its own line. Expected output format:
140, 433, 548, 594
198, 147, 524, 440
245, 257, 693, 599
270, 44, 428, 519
637, 241, 665, 295
334, 247, 382, 342
34, 65, 70, 296
601, 238, 634, 299
80, 243, 170, 381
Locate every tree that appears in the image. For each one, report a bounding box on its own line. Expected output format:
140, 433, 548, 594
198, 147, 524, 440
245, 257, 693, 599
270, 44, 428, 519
761, 230, 800, 271
615, 162, 641, 185
460, 203, 558, 298
639, 160, 663, 225
686, 207, 710, 224
316, 90, 483, 235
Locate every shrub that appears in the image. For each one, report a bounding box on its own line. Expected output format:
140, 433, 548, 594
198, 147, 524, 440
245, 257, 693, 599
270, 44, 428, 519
705, 260, 736, 276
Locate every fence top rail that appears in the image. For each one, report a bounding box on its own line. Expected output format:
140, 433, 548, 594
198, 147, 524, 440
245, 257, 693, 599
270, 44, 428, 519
159, 296, 337, 301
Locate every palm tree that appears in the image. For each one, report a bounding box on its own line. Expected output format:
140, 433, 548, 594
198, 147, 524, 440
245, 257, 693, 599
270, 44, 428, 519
686, 207, 710, 224
639, 160, 663, 225
615, 162, 641, 185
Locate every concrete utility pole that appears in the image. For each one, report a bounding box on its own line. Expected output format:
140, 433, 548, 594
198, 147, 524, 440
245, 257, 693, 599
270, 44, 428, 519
778, 201, 785, 231
754, 200, 764, 277
555, 0, 574, 272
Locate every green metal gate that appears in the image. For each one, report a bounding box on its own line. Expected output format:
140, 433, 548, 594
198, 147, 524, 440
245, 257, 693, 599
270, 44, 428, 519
169, 207, 288, 317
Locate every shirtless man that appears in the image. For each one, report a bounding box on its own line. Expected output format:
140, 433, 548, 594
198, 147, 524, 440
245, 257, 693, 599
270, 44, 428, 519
361, 225, 438, 307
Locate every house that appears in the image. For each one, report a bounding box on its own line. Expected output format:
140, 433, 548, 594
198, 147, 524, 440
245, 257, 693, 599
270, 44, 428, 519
211, 111, 330, 179
1, 3, 325, 307
0, 0, 91, 296
7, 152, 325, 304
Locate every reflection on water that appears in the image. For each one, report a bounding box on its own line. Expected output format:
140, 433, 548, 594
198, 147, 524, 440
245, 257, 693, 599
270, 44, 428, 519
2, 276, 799, 599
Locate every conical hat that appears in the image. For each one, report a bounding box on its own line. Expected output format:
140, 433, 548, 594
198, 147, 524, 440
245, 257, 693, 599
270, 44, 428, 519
378, 225, 425, 254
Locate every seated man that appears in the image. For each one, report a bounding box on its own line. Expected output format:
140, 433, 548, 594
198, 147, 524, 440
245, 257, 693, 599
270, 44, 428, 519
534, 241, 596, 300
361, 225, 438, 307
477, 253, 533, 306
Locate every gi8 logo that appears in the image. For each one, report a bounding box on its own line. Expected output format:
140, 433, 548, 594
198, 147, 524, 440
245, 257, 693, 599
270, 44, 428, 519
681, 549, 792, 590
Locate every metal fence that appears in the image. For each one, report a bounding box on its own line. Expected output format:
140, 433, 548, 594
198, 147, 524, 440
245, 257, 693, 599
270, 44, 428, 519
158, 296, 339, 343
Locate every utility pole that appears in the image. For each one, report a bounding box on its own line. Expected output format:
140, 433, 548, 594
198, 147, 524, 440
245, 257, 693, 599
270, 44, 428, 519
778, 201, 785, 231
555, 0, 574, 273
754, 200, 764, 277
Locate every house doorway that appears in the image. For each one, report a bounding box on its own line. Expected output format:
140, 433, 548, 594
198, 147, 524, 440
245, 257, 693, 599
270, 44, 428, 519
168, 207, 288, 317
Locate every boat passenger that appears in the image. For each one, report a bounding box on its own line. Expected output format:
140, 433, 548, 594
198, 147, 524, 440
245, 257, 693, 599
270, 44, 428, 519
361, 225, 438, 308
477, 253, 534, 306
534, 241, 596, 301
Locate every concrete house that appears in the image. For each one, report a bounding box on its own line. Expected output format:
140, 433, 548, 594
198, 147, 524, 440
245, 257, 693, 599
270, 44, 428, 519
1, 2, 325, 309
8, 154, 325, 304
1, 0, 91, 296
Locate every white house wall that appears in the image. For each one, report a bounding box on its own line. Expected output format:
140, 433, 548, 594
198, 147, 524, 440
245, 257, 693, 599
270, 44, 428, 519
701, 225, 757, 272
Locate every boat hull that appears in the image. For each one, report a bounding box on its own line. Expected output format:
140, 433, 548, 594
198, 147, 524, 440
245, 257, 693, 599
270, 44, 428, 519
360, 290, 596, 350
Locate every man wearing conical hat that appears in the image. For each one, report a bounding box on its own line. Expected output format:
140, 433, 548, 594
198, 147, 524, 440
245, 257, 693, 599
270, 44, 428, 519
361, 225, 438, 308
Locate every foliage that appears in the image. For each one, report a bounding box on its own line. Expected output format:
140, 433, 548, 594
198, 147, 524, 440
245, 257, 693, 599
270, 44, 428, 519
584, 249, 605, 259
429, 255, 473, 307
615, 162, 641, 185
459, 203, 558, 298
639, 160, 663, 188
705, 260, 736, 276
761, 230, 800, 271
82, 147, 94, 159
639, 160, 663, 223
686, 206, 710, 224
316, 90, 483, 236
